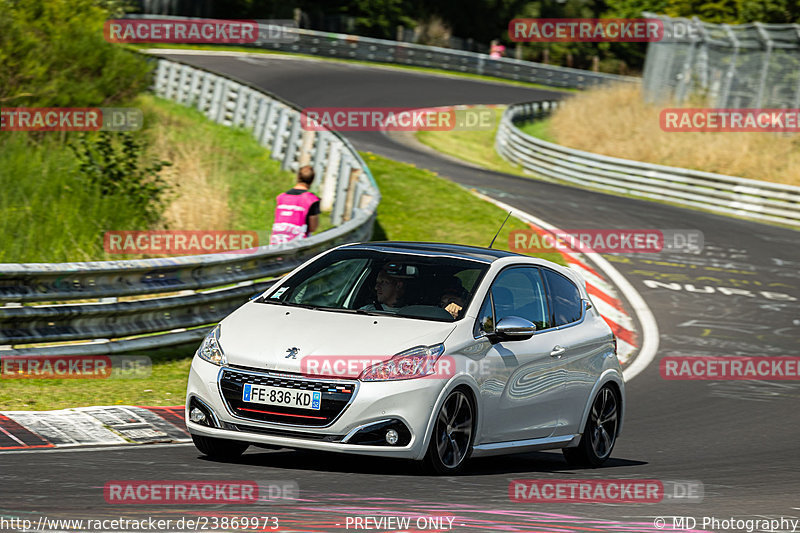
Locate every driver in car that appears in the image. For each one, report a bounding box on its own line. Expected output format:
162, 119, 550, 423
361, 267, 407, 312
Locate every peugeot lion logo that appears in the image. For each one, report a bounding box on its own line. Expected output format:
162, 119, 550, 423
285, 347, 299, 359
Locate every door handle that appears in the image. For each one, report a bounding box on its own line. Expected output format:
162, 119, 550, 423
550, 345, 566, 358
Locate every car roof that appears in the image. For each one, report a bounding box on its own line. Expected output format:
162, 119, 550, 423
342, 241, 522, 263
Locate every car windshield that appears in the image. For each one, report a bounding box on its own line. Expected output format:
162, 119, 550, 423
256, 248, 489, 322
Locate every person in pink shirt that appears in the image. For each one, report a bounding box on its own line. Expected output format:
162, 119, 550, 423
490, 40, 506, 59
269, 165, 321, 245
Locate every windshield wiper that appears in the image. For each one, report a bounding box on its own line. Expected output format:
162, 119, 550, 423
259, 300, 393, 316
309, 306, 388, 316
258, 299, 317, 310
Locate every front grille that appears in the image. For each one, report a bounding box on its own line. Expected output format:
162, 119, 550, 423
219, 368, 357, 427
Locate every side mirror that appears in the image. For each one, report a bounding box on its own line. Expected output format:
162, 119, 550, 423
583, 299, 593, 311
249, 291, 263, 301
493, 316, 536, 341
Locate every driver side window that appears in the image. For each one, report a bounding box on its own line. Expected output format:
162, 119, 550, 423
474, 267, 552, 336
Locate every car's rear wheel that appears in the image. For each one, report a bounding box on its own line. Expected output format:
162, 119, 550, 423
424, 389, 474, 475
191, 434, 249, 461
563, 385, 619, 467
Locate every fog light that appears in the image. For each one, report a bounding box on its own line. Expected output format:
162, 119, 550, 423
385, 429, 399, 445
189, 407, 207, 424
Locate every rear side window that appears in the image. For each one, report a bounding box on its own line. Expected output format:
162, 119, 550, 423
542, 269, 582, 326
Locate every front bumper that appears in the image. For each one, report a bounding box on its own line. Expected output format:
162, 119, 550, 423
186, 357, 446, 460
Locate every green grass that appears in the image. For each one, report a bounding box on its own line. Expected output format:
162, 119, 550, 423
0, 132, 151, 263
0, 95, 314, 263
416, 107, 528, 176
0, 345, 195, 411
364, 150, 564, 266
519, 118, 556, 143
415, 111, 565, 185
136, 94, 334, 239
132, 43, 577, 94
415, 108, 557, 177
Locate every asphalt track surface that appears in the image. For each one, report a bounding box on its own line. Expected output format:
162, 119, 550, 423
1, 53, 799, 533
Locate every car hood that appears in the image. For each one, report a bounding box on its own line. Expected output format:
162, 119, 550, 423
218, 302, 457, 376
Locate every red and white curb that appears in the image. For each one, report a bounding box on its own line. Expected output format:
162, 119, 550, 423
471, 190, 659, 381
0, 405, 188, 451
561, 252, 638, 363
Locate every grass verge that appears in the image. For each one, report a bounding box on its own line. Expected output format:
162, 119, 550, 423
547, 83, 800, 187
0, 95, 328, 263
416, 107, 528, 175
0, 345, 196, 411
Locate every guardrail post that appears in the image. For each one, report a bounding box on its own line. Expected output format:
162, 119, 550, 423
221, 83, 239, 126
313, 131, 329, 172
154, 60, 169, 94
259, 101, 278, 147
271, 107, 289, 160
298, 130, 316, 166
208, 79, 225, 121
343, 168, 361, 222
186, 69, 201, 106
281, 116, 302, 171
166, 64, 180, 99
177, 65, 190, 103
197, 72, 212, 114
331, 155, 351, 225
244, 89, 259, 129
232, 86, 249, 127
320, 141, 341, 212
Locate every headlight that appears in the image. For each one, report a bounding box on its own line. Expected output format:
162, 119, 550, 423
358, 344, 445, 381
195, 325, 226, 366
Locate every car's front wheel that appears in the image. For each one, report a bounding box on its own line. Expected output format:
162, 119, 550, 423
424, 388, 475, 475
191, 434, 249, 461
563, 385, 619, 467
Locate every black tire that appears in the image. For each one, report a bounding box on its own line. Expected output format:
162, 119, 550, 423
191, 434, 249, 461
423, 388, 475, 475
563, 385, 620, 468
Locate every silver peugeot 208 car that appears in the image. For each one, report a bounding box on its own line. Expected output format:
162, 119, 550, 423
186, 242, 625, 474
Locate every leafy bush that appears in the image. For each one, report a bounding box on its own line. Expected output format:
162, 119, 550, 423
0, 0, 151, 108
70, 132, 172, 226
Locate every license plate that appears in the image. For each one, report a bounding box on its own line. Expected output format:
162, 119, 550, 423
242, 384, 321, 410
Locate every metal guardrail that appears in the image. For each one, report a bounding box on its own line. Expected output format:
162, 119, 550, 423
0, 57, 380, 355
127, 15, 637, 90
497, 101, 800, 227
